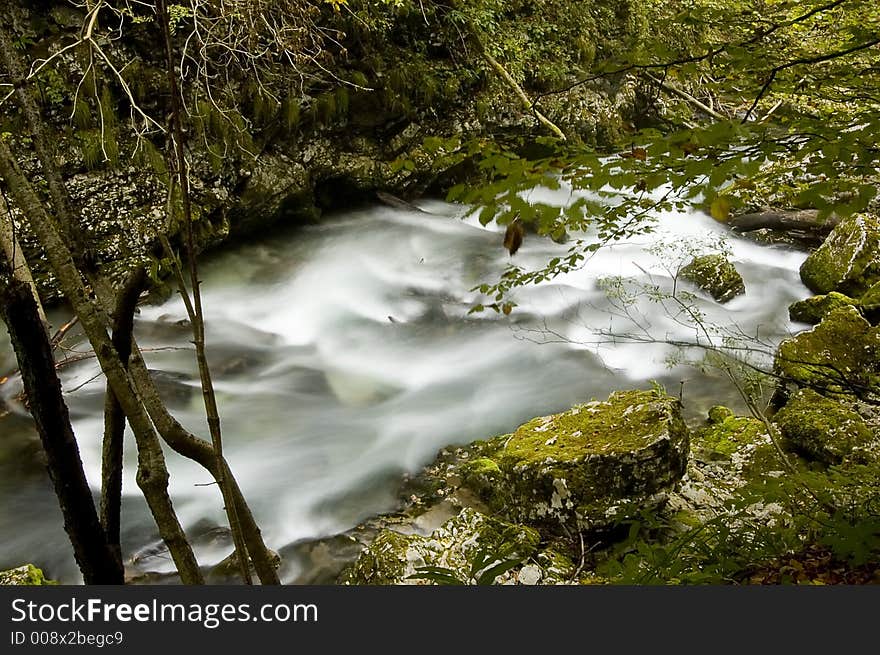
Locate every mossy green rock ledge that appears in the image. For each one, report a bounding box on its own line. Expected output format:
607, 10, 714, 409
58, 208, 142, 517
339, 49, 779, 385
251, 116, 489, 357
775, 389, 875, 464
788, 292, 858, 325
460, 389, 690, 531
0, 564, 57, 585
680, 254, 746, 303
800, 212, 880, 296
340, 508, 540, 585
775, 306, 880, 397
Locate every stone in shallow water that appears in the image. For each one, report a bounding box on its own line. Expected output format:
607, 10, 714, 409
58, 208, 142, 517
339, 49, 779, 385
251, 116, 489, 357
680, 254, 746, 303
459, 389, 690, 531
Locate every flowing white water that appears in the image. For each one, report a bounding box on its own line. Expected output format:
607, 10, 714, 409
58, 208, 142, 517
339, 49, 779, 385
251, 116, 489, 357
0, 192, 810, 582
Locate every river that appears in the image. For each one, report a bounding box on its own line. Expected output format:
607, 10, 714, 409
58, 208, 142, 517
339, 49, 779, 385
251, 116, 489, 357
0, 191, 810, 583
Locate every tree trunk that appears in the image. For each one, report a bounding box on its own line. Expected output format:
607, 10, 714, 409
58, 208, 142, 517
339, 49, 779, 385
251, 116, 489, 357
0, 193, 47, 331
0, 138, 204, 584
1, 15, 275, 582
0, 275, 122, 584
729, 209, 840, 236
100, 268, 147, 564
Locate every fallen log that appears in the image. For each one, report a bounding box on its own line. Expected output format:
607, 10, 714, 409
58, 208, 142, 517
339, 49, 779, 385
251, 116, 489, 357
729, 209, 840, 235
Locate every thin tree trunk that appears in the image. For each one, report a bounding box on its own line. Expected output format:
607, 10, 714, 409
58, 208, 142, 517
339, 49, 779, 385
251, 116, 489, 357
156, 0, 254, 584
100, 268, 147, 564
1, 15, 276, 584
481, 50, 567, 141
125, 342, 281, 584
0, 139, 204, 584
0, 193, 47, 331
0, 274, 122, 584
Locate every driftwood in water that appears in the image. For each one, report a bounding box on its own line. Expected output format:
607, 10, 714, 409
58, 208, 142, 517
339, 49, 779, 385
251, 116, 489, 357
376, 190, 430, 213
729, 209, 839, 235
729, 209, 840, 248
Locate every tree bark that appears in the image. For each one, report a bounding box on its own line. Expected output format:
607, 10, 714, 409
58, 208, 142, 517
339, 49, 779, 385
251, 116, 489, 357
0, 193, 47, 331
100, 268, 147, 564
0, 275, 122, 584
0, 138, 204, 584
729, 209, 840, 235
1, 12, 276, 584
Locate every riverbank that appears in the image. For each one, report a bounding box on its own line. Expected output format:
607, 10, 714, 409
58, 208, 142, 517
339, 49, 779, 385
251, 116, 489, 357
0, 194, 817, 584
2, 0, 652, 303
326, 212, 880, 585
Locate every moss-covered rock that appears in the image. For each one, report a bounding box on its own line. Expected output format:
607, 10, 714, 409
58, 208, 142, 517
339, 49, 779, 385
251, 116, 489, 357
341, 508, 540, 585
535, 545, 577, 584
707, 405, 734, 424
789, 292, 858, 325
0, 564, 57, 585
860, 280, 880, 323
774, 389, 875, 464
693, 415, 767, 460
800, 213, 880, 296
460, 389, 689, 531
680, 254, 746, 303
775, 306, 880, 398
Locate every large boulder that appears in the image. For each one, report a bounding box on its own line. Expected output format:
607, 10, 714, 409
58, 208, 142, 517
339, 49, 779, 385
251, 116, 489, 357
458, 389, 690, 531
775, 306, 880, 399
774, 388, 875, 464
341, 508, 540, 585
680, 254, 746, 303
800, 213, 880, 296
0, 564, 56, 585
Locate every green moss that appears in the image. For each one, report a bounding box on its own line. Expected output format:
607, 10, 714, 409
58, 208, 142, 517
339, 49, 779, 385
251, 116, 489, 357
775, 388, 874, 464
460, 389, 690, 530
860, 280, 880, 312
133, 138, 167, 179
680, 254, 745, 303
342, 530, 415, 585
499, 390, 681, 466
789, 292, 858, 325
775, 306, 880, 397
800, 213, 880, 296
284, 96, 302, 132
0, 564, 57, 586
693, 416, 766, 459
536, 544, 577, 581
707, 405, 734, 424
342, 509, 540, 585
460, 456, 501, 480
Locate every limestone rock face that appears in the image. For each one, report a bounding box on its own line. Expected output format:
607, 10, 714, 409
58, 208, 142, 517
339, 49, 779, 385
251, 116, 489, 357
680, 254, 746, 303
459, 389, 690, 531
800, 213, 880, 296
